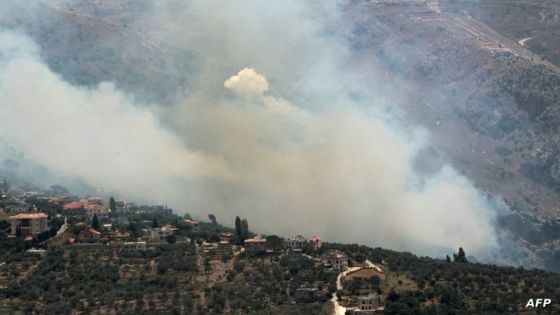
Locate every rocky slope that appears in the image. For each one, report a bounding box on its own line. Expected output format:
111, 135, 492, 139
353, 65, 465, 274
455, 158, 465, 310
340, 0, 560, 269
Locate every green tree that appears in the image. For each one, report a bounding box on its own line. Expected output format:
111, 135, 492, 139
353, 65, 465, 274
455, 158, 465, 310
208, 214, 217, 225
151, 218, 159, 228
109, 197, 116, 211
91, 214, 100, 230
165, 234, 177, 244
453, 247, 468, 263
235, 216, 242, 243
241, 218, 249, 239
266, 235, 283, 250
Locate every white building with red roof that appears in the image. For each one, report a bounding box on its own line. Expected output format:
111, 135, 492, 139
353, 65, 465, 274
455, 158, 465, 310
10, 212, 49, 237
77, 227, 102, 243
310, 234, 322, 250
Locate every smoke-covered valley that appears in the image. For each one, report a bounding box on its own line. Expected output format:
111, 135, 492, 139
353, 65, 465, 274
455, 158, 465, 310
2, 0, 559, 268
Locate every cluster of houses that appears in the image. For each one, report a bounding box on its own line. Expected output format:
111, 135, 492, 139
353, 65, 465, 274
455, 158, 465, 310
61, 198, 172, 219
285, 234, 323, 250
3, 194, 385, 311
63, 197, 109, 218
112, 202, 172, 216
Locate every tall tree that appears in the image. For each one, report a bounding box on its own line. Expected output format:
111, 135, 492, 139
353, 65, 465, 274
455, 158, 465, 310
266, 235, 283, 250
208, 214, 217, 225
453, 247, 468, 263
91, 214, 100, 230
235, 216, 242, 243
151, 218, 159, 228
109, 197, 117, 211
241, 218, 249, 239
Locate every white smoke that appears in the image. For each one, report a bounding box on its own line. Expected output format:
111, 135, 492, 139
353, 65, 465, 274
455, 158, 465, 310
224, 68, 269, 99
0, 30, 232, 203
0, 0, 504, 259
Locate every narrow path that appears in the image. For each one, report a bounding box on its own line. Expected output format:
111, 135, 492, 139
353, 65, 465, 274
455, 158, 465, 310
331, 266, 361, 315
331, 260, 385, 314
364, 259, 383, 273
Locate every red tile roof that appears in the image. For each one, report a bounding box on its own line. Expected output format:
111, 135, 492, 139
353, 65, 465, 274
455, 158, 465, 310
10, 212, 48, 219
310, 234, 321, 242
79, 228, 101, 237
63, 200, 86, 209
244, 238, 266, 244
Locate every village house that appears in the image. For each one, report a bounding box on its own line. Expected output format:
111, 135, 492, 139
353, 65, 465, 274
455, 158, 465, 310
122, 241, 146, 251
27, 248, 47, 257
323, 250, 349, 272
220, 231, 235, 242
85, 197, 109, 219
244, 237, 267, 253
310, 234, 322, 250
287, 235, 307, 249
63, 199, 87, 217
345, 293, 381, 314
149, 225, 178, 241
77, 227, 102, 243
184, 219, 200, 233
86, 205, 109, 219
10, 212, 49, 237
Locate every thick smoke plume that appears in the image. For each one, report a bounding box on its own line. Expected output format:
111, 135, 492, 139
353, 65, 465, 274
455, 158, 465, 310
0, 1, 504, 259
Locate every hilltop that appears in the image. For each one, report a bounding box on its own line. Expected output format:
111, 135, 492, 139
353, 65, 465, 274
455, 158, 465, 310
1, 186, 559, 314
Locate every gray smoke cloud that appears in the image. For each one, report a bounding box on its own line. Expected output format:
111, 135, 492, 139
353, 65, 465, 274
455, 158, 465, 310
0, 1, 505, 259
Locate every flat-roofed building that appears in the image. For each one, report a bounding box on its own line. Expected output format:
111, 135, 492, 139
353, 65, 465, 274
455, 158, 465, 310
323, 250, 349, 272
244, 237, 267, 252
184, 219, 200, 233
122, 241, 146, 251
288, 235, 307, 249
149, 225, 178, 241
10, 212, 49, 237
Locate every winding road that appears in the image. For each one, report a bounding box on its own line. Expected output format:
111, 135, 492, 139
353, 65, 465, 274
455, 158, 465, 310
331, 260, 384, 314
